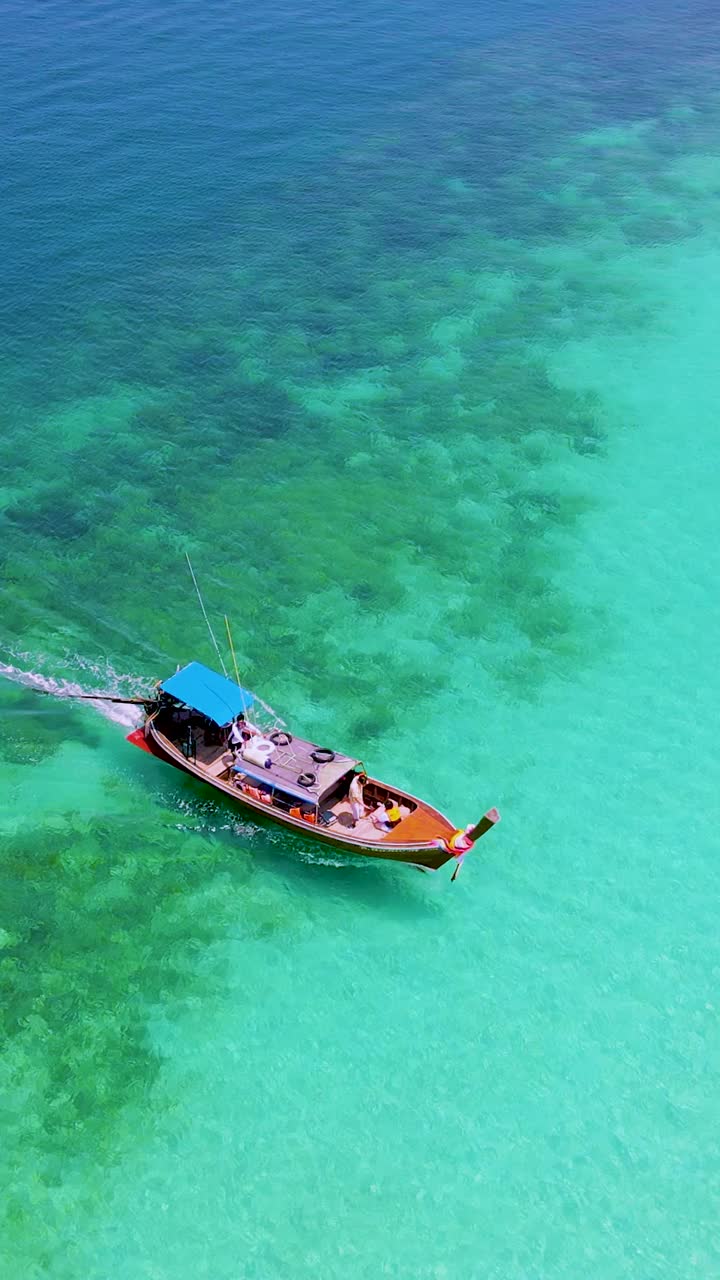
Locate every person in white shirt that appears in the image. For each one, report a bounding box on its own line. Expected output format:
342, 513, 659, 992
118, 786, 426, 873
370, 801, 391, 832
348, 771, 368, 827
228, 714, 258, 755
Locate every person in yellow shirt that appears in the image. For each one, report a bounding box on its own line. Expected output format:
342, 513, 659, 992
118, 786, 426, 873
370, 800, 391, 831
370, 798, 402, 832
383, 799, 402, 828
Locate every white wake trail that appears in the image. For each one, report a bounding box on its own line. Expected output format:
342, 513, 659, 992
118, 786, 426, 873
0, 660, 145, 729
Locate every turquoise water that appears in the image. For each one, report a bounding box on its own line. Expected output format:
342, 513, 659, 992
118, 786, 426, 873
2, 1, 720, 1275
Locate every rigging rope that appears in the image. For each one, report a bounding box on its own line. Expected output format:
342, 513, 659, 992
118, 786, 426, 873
185, 553, 228, 677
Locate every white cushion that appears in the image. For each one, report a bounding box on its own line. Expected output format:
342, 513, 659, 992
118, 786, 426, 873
241, 738, 275, 767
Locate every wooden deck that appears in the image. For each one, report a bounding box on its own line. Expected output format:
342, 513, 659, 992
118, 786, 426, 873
172, 722, 455, 846
162, 716, 357, 806
382, 805, 453, 845
328, 796, 415, 843
145, 712, 458, 864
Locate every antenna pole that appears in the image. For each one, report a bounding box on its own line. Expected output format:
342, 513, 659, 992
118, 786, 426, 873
185, 553, 228, 676
224, 615, 241, 687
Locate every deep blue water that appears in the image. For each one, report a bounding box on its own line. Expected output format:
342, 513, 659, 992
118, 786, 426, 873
0, 0, 669, 329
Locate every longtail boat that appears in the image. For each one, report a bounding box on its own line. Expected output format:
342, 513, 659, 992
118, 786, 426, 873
119, 661, 499, 874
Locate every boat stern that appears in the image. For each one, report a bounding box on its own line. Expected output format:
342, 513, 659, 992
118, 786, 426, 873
126, 725, 154, 754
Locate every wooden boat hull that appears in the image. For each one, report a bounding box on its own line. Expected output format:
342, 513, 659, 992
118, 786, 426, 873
134, 718, 457, 871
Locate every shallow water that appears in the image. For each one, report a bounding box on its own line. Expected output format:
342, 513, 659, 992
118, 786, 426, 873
2, 1, 720, 1276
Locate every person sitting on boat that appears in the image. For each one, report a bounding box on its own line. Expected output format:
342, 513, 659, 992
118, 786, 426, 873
370, 801, 390, 831
383, 799, 402, 828
348, 771, 369, 827
371, 799, 401, 831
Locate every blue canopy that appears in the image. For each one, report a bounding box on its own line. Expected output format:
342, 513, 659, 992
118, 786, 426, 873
160, 662, 254, 726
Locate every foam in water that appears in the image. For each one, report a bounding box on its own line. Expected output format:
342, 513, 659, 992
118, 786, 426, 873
0, 658, 145, 728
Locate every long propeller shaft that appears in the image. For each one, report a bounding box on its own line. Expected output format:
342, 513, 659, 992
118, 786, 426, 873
39, 692, 154, 705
